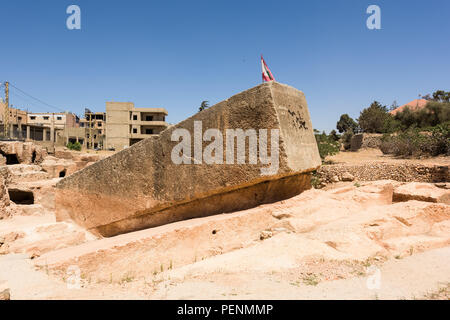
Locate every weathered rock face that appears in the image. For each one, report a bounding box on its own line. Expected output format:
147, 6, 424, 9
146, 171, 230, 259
0, 281, 10, 300
0, 168, 10, 219
350, 133, 382, 151
0, 141, 47, 165
40, 157, 78, 178
317, 163, 449, 184
6, 164, 49, 183
56, 82, 321, 236
46, 152, 107, 178
393, 182, 450, 204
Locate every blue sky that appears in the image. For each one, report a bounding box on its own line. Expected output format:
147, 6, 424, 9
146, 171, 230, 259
1, 0, 449, 132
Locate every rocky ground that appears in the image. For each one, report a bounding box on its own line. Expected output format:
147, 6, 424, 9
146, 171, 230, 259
0, 144, 449, 300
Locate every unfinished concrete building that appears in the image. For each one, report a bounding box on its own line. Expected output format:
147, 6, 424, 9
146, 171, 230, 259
0, 103, 79, 148
79, 112, 105, 135
78, 111, 106, 149
105, 102, 168, 150
27, 112, 79, 130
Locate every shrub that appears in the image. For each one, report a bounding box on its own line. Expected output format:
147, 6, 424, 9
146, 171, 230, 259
329, 130, 340, 141
426, 124, 450, 156
394, 101, 450, 129
315, 132, 340, 160
341, 130, 353, 150
380, 130, 423, 157
380, 124, 449, 157
67, 141, 82, 151
382, 115, 402, 133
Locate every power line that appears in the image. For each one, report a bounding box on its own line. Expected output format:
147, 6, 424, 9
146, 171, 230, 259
9, 91, 52, 113
8, 83, 65, 113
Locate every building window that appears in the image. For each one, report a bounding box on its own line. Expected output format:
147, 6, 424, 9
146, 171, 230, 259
145, 116, 153, 121
145, 129, 153, 134
43, 116, 49, 120
57, 116, 62, 120
133, 115, 138, 121
94, 135, 97, 139
30, 116, 36, 120
86, 134, 90, 138
18, 117, 22, 121
132, 128, 137, 134
80, 123, 84, 127
97, 122, 102, 127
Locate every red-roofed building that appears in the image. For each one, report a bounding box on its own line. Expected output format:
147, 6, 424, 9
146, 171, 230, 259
389, 99, 428, 116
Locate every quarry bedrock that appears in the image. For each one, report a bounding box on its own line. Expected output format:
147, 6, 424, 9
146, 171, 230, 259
55, 81, 321, 237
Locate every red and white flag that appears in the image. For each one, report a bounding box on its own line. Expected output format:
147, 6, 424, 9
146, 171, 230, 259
261, 55, 275, 82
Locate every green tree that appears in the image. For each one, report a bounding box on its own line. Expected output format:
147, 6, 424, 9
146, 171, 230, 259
358, 101, 390, 133
329, 129, 340, 141
336, 114, 358, 133
432, 90, 450, 103
198, 100, 210, 112
314, 131, 339, 160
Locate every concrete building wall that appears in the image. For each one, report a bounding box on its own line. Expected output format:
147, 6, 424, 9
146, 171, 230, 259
27, 113, 66, 129
105, 102, 133, 150
105, 102, 168, 150
65, 113, 79, 128
0, 103, 28, 125
27, 112, 79, 129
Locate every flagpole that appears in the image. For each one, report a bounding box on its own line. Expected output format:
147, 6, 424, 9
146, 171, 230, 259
261, 54, 263, 84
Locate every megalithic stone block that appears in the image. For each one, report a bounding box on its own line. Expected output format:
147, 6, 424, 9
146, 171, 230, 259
55, 82, 321, 237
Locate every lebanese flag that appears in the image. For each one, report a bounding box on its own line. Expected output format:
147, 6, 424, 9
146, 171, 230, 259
261, 55, 275, 82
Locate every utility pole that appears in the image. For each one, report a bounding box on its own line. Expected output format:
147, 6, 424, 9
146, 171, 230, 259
89, 111, 93, 149
51, 112, 55, 143
4, 82, 9, 138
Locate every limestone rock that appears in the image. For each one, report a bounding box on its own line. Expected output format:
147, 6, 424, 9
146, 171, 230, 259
7, 164, 49, 183
0, 141, 47, 165
273, 218, 316, 233
55, 82, 321, 236
0, 168, 10, 219
11, 178, 60, 211
434, 183, 449, 189
40, 158, 77, 178
271, 208, 294, 219
341, 172, 354, 181
0, 281, 10, 300
330, 181, 394, 207
394, 182, 450, 204
317, 163, 449, 184
0, 231, 26, 254
54, 150, 74, 160
16, 204, 47, 216
260, 230, 273, 240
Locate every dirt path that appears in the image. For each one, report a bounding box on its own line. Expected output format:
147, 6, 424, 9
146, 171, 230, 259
327, 148, 450, 166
